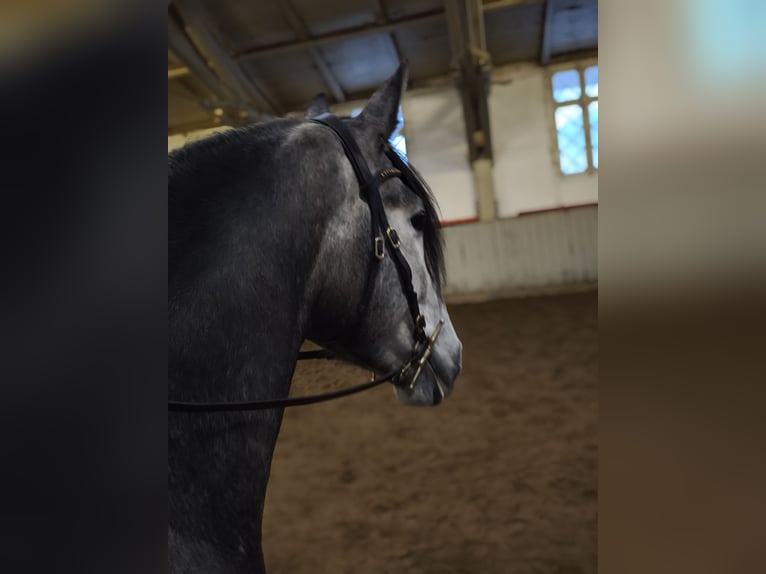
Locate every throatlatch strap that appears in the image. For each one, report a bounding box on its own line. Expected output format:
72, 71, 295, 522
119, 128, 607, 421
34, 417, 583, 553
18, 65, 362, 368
312, 114, 380, 323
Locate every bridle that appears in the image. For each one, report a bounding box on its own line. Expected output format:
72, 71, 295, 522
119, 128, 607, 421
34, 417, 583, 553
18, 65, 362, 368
168, 113, 444, 413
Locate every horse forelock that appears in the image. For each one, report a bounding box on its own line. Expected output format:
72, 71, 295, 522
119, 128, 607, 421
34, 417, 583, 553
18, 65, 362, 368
400, 158, 445, 292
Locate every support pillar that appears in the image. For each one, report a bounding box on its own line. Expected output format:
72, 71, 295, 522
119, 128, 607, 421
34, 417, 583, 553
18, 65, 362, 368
445, 0, 496, 221
472, 158, 496, 221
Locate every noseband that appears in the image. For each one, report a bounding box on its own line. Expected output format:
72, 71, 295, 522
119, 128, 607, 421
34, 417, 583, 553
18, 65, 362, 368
168, 114, 443, 412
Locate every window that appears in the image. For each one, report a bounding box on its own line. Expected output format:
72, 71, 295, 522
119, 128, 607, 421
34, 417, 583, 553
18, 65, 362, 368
351, 106, 407, 157
550, 64, 598, 175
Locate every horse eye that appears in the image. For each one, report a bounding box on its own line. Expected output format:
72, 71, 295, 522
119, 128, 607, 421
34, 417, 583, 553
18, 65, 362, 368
410, 211, 427, 232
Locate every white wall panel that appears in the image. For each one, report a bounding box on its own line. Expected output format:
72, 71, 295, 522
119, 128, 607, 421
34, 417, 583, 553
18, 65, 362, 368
442, 206, 597, 297
489, 70, 598, 218
402, 89, 476, 223
328, 64, 598, 222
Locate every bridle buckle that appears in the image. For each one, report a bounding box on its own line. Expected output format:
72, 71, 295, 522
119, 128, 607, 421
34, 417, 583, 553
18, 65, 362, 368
374, 236, 385, 260
386, 227, 401, 249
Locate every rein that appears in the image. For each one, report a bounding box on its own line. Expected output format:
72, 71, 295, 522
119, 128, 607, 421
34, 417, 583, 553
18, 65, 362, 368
168, 114, 440, 413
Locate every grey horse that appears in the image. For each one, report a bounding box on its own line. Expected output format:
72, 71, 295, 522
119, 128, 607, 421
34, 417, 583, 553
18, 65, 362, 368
169, 65, 462, 573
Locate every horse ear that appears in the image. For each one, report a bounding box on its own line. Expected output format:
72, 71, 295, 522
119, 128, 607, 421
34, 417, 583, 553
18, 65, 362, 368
305, 93, 330, 118
358, 63, 408, 140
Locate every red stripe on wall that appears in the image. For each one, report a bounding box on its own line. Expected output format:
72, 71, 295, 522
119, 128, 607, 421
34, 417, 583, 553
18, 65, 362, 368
440, 216, 480, 227
438, 203, 598, 227
517, 202, 598, 217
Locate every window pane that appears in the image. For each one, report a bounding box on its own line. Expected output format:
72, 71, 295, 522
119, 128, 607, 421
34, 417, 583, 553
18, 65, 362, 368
589, 101, 598, 169
390, 107, 407, 156
552, 70, 581, 102
555, 105, 587, 174
390, 134, 407, 156
585, 66, 598, 97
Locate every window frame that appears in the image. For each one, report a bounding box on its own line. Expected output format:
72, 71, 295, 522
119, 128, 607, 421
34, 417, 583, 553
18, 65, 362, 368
546, 58, 598, 176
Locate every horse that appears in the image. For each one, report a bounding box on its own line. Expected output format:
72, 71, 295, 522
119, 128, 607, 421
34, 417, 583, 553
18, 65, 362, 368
168, 65, 463, 573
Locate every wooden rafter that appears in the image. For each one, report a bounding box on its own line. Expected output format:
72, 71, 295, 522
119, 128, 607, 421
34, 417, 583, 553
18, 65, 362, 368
276, 0, 346, 103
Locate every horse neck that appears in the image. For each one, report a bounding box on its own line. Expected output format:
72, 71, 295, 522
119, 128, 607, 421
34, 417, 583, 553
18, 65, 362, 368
169, 206, 327, 571
168, 274, 306, 570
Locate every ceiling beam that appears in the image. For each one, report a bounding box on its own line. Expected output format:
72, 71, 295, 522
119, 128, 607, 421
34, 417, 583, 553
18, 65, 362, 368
445, 0, 493, 162
173, 0, 281, 115
369, 0, 404, 66
483, 0, 543, 10
235, 10, 444, 61
550, 48, 598, 65
276, 0, 346, 103
168, 16, 236, 106
168, 19, 258, 128
446, 0, 496, 220
168, 66, 190, 80
539, 0, 555, 65
234, 1, 541, 63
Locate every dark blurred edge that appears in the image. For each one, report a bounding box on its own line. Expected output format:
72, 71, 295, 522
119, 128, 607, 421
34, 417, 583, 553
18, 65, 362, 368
0, 3, 166, 572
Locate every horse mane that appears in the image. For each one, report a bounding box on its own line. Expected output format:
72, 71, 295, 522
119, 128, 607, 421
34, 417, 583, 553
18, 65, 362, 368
168, 119, 295, 187
392, 149, 446, 292
168, 118, 445, 290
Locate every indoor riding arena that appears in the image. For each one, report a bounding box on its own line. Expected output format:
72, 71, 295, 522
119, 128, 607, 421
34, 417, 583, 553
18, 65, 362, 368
168, 1, 598, 572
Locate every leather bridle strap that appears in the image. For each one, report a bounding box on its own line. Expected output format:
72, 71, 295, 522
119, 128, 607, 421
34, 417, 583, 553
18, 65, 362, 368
167, 318, 445, 413
311, 113, 375, 195
311, 113, 427, 340
168, 368, 397, 412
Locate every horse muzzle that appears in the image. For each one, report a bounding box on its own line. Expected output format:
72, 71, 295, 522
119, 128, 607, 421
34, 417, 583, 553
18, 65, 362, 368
394, 320, 462, 406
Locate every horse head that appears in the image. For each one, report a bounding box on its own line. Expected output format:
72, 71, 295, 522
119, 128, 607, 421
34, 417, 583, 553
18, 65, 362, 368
303, 65, 462, 406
